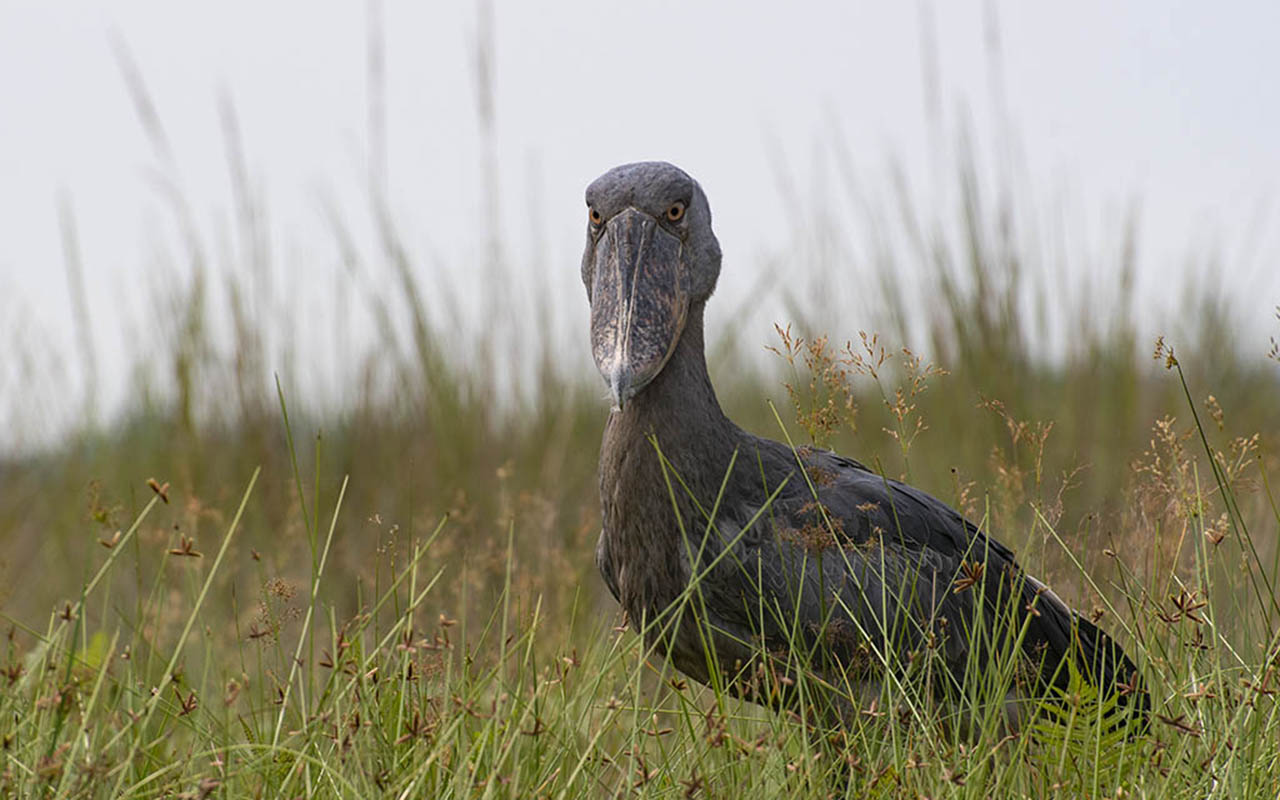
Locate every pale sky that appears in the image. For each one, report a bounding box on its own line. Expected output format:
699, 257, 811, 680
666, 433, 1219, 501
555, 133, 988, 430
1, 1, 1278, 451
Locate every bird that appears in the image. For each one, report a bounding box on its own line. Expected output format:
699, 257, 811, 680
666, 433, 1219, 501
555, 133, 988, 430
582, 161, 1147, 729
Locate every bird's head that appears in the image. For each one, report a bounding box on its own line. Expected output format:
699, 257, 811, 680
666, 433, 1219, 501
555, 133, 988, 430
581, 162, 721, 410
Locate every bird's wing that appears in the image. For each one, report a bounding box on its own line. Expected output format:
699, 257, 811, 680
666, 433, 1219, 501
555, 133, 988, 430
695, 445, 1141, 711
698, 452, 989, 679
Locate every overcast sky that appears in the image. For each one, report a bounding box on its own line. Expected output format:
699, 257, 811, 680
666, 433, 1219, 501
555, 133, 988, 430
1, 1, 1278, 449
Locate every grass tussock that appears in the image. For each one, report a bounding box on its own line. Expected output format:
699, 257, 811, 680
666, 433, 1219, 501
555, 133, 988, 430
2, 46, 1280, 796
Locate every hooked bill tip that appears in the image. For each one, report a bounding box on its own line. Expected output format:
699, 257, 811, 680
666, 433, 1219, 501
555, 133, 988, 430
608, 367, 631, 412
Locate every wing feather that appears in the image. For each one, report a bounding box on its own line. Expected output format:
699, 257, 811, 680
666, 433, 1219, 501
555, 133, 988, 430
693, 443, 1144, 718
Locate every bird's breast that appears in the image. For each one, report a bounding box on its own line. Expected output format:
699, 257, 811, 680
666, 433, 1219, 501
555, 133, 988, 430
597, 436, 699, 628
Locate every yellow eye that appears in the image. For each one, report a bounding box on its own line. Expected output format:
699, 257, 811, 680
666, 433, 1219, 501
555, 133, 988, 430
666, 202, 686, 222
589, 208, 603, 225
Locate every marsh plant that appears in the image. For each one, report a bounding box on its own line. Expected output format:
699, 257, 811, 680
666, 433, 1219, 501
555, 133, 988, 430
1, 32, 1279, 800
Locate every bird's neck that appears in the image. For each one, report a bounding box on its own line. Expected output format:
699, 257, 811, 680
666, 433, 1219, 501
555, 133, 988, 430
598, 302, 741, 626
604, 303, 738, 477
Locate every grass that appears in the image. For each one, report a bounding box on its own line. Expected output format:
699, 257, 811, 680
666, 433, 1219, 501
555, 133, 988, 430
2, 239, 1278, 799
1, 358, 1277, 797
2, 35, 1280, 797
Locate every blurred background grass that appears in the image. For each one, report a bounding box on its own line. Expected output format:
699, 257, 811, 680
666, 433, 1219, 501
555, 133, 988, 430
1, 7, 1278, 682
1, 110, 1276, 654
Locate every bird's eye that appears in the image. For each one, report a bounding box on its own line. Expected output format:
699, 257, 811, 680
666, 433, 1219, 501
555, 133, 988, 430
666, 202, 686, 222
589, 208, 603, 225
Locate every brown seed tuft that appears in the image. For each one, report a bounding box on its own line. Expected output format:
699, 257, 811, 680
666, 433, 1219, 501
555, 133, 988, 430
805, 463, 838, 487
779, 504, 844, 552
146, 478, 170, 503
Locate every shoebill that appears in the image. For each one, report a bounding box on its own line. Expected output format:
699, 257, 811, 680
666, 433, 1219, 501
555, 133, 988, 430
582, 161, 1146, 727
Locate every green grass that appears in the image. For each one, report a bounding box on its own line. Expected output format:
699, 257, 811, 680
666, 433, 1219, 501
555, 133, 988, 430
2, 50, 1280, 795
1, 366, 1277, 797
2, 289, 1277, 797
